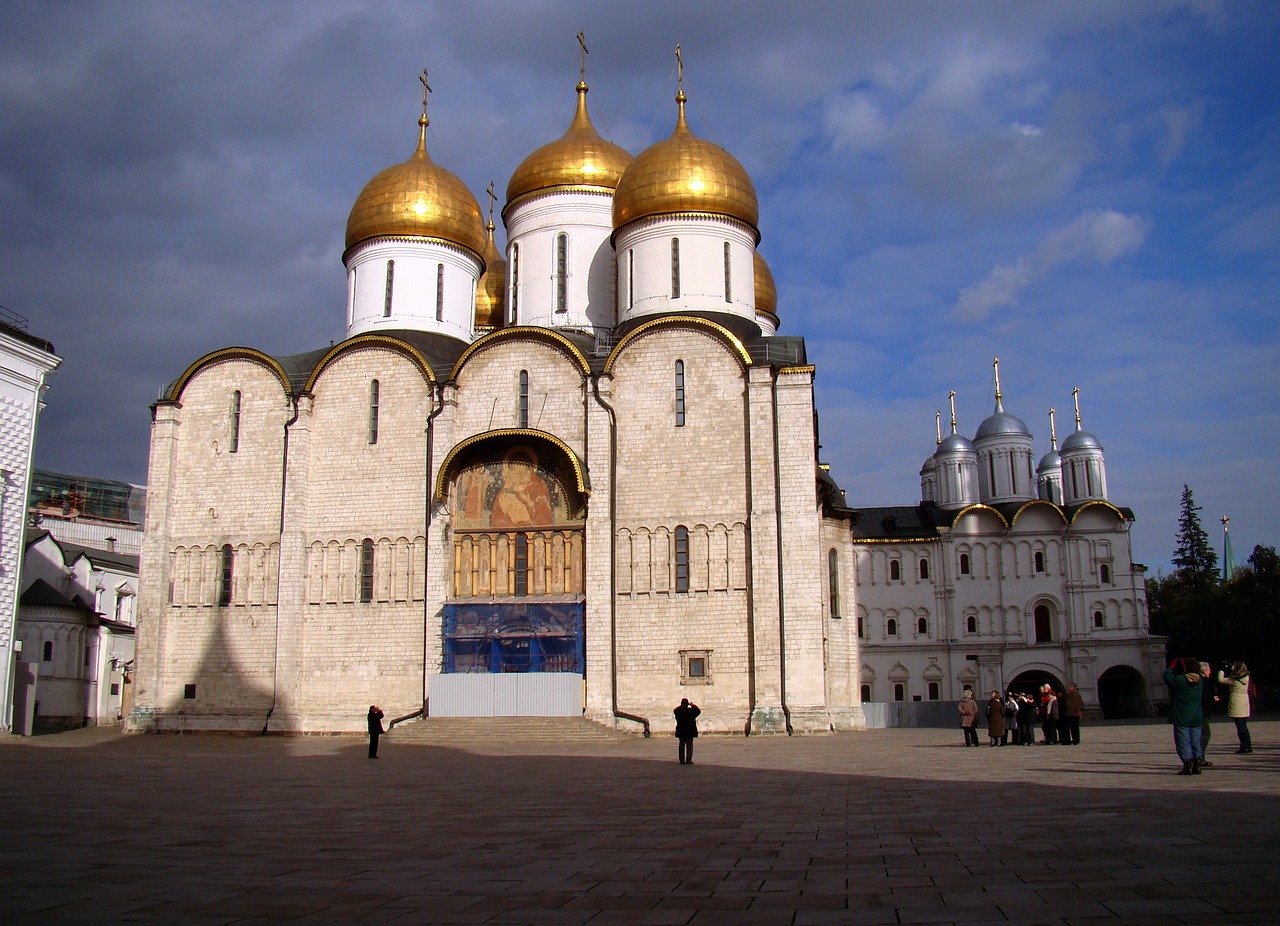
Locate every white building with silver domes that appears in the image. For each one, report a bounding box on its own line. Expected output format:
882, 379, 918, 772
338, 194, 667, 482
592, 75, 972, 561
129, 54, 1162, 736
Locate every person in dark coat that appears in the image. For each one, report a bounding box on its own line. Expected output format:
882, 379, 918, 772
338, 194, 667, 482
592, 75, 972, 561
1061, 683, 1085, 746
986, 690, 1006, 746
367, 705, 385, 759
1016, 693, 1037, 746
673, 698, 701, 764
1163, 659, 1204, 775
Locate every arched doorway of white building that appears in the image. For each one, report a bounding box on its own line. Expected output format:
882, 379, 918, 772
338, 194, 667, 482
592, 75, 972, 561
1097, 665, 1146, 718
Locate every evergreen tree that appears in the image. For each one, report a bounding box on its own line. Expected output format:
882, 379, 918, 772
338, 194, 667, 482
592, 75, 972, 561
1172, 485, 1218, 582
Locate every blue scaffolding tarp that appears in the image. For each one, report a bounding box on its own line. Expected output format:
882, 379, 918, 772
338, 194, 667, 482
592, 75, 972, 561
442, 599, 585, 674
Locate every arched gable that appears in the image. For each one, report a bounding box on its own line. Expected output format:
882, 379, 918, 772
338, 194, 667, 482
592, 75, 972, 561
167, 347, 291, 403
1069, 501, 1129, 527
603, 315, 751, 374
304, 334, 436, 392
452, 326, 591, 380
1008, 500, 1069, 529
948, 504, 1009, 533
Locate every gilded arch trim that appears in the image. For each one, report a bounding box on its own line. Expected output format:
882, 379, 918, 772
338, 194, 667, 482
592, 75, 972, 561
167, 348, 291, 402
451, 327, 591, 380
304, 335, 436, 393
1009, 499, 1069, 526
602, 315, 751, 374
1069, 500, 1129, 524
948, 503, 1010, 529
434, 428, 589, 501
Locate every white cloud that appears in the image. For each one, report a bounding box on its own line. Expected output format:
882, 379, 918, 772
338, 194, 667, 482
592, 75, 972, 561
953, 209, 1150, 322
824, 92, 887, 154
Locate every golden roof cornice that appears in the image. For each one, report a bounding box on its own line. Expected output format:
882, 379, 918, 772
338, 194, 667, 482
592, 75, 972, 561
167, 347, 291, 403
602, 315, 751, 374
304, 335, 436, 393
451, 326, 591, 380
434, 427, 589, 501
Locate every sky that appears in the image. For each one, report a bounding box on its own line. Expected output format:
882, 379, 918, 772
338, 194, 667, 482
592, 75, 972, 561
2, 1, 1277, 576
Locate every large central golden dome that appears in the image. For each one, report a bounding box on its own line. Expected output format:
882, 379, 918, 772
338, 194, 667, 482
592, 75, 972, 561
345, 113, 487, 259
612, 92, 758, 232
505, 81, 633, 211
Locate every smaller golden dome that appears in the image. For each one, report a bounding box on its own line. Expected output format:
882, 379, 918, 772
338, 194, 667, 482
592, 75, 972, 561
613, 91, 759, 232
506, 81, 633, 211
754, 252, 778, 319
474, 220, 507, 329
345, 113, 486, 259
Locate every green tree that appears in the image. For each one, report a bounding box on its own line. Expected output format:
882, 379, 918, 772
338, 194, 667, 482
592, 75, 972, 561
1149, 486, 1222, 659
1172, 485, 1218, 582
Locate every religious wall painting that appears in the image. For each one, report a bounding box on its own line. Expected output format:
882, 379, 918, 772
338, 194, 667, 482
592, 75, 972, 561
454, 444, 584, 531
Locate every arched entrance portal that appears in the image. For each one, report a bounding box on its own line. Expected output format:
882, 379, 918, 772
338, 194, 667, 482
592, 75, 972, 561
433, 433, 588, 716
1097, 665, 1146, 718
1008, 669, 1064, 697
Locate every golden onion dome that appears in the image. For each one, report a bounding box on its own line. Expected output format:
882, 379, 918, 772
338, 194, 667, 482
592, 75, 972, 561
754, 252, 778, 320
474, 220, 507, 329
612, 90, 759, 232
505, 81, 633, 210
345, 113, 487, 259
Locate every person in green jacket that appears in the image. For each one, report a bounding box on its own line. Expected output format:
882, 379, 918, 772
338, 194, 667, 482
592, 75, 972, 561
1163, 658, 1204, 775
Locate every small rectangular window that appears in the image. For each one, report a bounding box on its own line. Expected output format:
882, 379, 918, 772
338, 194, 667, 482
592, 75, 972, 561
384, 260, 395, 316
627, 249, 634, 310
671, 238, 680, 298
827, 549, 840, 617
110, 683, 120, 696
510, 244, 520, 322
674, 526, 690, 592
723, 241, 731, 302
688, 657, 705, 678
519, 370, 529, 428
368, 380, 380, 445
218, 544, 234, 606
680, 649, 712, 685
674, 360, 685, 428
184, 684, 197, 700
555, 233, 568, 312
436, 263, 445, 321
360, 538, 375, 603
230, 390, 242, 453
514, 533, 529, 596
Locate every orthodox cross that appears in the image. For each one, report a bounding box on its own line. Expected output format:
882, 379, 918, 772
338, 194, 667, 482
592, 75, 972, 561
935, 410, 942, 444
485, 181, 497, 226
577, 31, 588, 81
1072, 387, 1082, 429
1048, 408, 1058, 448
993, 357, 1003, 406
676, 43, 684, 92
948, 390, 958, 433
419, 68, 432, 117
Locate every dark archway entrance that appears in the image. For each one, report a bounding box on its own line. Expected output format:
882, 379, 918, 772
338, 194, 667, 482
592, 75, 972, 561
1097, 665, 1146, 718
1008, 669, 1064, 697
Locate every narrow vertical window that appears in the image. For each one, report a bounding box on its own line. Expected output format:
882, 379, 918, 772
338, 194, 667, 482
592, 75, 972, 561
368, 380, 380, 445
919, 559, 930, 579
1034, 551, 1045, 573
1034, 604, 1053, 643
887, 618, 898, 636
988, 455, 997, 495
42, 641, 53, 662
627, 249, 635, 310
1086, 464, 1094, 496
893, 683, 905, 702
671, 238, 680, 298
383, 260, 395, 317
889, 560, 901, 581
436, 264, 444, 321
827, 549, 840, 617
928, 682, 940, 701
555, 233, 568, 312
359, 539, 374, 602
510, 244, 520, 322
723, 241, 731, 302
230, 390, 241, 453
959, 553, 971, 575
674, 526, 690, 592
674, 360, 685, 427
218, 544, 234, 606
1010, 455, 1018, 493
917, 617, 928, 635
1100, 563, 1111, 584
514, 533, 529, 596
518, 370, 529, 428
967, 615, 977, 633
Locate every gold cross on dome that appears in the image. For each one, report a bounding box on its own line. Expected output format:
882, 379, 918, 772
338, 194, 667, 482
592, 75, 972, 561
419, 68, 432, 112
485, 181, 497, 224
577, 31, 588, 81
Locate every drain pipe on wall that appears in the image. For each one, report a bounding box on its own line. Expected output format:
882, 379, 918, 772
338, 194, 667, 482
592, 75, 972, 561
263, 394, 301, 735
421, 382, 446, 717
591, 374, 649, 737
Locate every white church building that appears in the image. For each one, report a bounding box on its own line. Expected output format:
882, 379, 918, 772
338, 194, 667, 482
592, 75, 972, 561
129, 55, 1162, 736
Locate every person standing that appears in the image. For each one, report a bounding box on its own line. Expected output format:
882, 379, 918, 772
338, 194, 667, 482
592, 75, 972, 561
367, 704, 385, 759
1163, 658, 1204, 775
1003, 692, 1018, 745
958, 689, 979, 747
1217, 661, 1253, 754
1016, 693, 1037, 747
1197, 661, 1215, 766
1062, 683, 1085, 746
673, 698, 701, 764
1039, 685, 1059, 744
986, 690, 1006, 746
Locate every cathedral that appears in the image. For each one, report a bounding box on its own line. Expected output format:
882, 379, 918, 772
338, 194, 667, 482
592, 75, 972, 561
129, 54, 1160, 736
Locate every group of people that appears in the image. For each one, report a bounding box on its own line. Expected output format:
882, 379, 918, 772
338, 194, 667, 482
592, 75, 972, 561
958, 683, 1085, 747
1164, 658, 1253, 775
